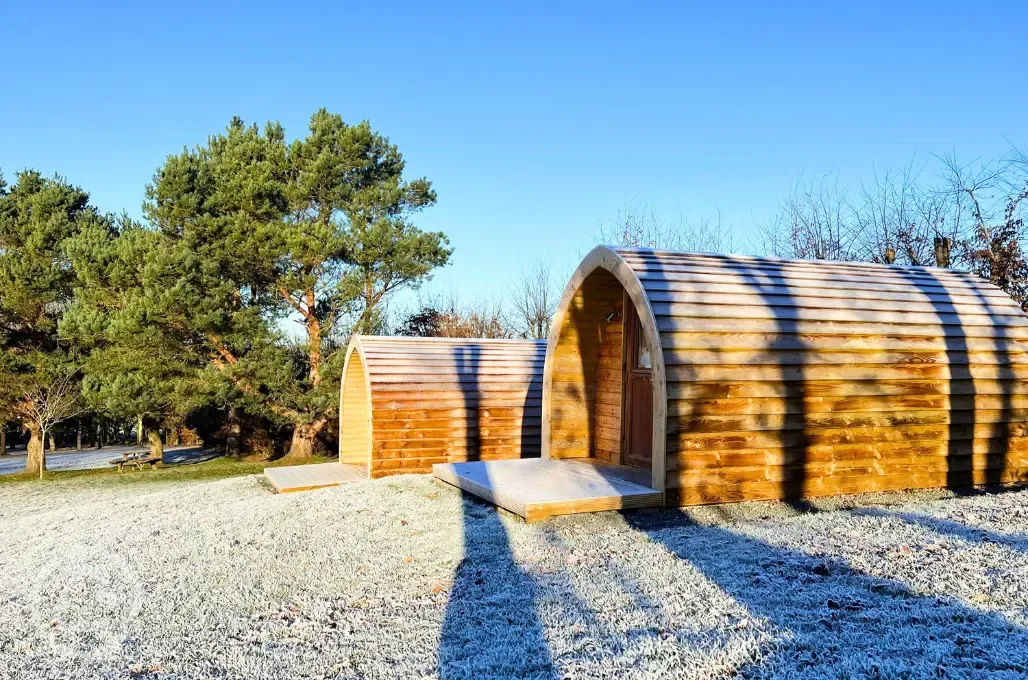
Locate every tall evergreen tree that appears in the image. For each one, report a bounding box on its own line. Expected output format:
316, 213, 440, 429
61, 221, 208, 458
143, 110, 451, 458
0, 170, 99, 473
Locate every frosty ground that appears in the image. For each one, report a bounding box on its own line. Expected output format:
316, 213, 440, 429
3, 475, 1028, 679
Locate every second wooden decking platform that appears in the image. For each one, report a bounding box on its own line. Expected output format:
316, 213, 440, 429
264, 462, 366, 493
433, 458, 663, 522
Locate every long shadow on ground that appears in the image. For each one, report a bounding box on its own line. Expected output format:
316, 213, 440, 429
162, 446, 220, 465
439, 343, 556, 679
438, 495, 556, 679
624, 508, 1028, 678
853, 506, 1028, 554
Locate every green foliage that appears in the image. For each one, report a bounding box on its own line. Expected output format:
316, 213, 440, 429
0, 170, 99, 424
4, 110, 450, 457
61, 219, 212, 426
140, 109, 451, 452
0, 170, 95, 343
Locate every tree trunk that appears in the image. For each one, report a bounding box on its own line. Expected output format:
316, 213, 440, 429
168, 427, 181, 447
136, 415, 143, 446
305, 288, 323, 388
48, 432, 56, 452
935, 236, 952, 268
25, 425, 44, 476
147, 427, 164, 461
225, 407, 241, 457
1, 427, 6, 456
77, 419, 83, 450
284, 423, 317, 461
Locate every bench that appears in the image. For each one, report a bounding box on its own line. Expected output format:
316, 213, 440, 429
110, 452, 163, 472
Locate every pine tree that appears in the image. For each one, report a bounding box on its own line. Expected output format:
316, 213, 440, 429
0, 170, 99, 473
61, 220, 209, 459
142, 110, 451, 458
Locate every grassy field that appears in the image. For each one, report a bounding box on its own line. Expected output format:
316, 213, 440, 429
0, 453, 336, 486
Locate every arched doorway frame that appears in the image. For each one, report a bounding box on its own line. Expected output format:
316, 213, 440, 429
339, 337, 375, 469
542, 246, 668, 493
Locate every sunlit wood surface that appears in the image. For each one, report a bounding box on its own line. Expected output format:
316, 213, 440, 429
433, 458, 662, 522
264, 462, 367, 493
341, 336, 546, 478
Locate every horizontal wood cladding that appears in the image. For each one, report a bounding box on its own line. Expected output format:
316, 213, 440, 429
656, 317, 1028, 338
665, 467, 1028, 506
665, 379, 1028, 400
651, 302, 1027, 326
341, 336, 545, 477
668, 393, 1028, 416
660, 349, 1028, 366
610, 246, 1028, 504
672, 422, 1028, 451
659, 332, 1028, 353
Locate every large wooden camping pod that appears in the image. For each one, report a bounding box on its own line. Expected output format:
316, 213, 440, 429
340, 336, 546, 477
542, 246, 1028, 506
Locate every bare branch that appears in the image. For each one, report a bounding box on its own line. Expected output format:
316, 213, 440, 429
598, 200, 733, 253
508, 257, 562, 339
758, 173, 858, 261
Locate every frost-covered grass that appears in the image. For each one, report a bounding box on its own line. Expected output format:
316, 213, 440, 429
3, 475, 1028, 679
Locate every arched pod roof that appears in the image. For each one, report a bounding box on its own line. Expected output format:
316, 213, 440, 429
341, 335, 546, 478
544, 246, 1028, 505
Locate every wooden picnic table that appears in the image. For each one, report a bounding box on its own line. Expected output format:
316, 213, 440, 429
110, 451, 162, 472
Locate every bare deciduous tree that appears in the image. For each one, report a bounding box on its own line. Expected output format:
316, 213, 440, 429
848, 162, 960, 267
939, 151, 1028, 307
18, 369, 85, 478
759, 174, 859, 261
508, 258, 562, 339
396, 290, 512, 339
598, 201, 733, 253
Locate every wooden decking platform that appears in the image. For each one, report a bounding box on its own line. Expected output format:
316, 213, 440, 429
264, 462, 366, 493
432, 458, 663, 522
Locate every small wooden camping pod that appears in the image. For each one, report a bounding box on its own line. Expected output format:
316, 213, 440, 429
340, 336, 546, 477
543, 246, 1028, 505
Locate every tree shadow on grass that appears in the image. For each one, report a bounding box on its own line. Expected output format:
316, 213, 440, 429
439, 494, 556, 679
161, 446, 219, 465
853, 506, 1028, 554
439, 343, 556, 679
624, 508, 1028, 678
535, 523, 662, 643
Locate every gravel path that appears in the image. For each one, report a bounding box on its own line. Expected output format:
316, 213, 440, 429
2, 475, 1028, 679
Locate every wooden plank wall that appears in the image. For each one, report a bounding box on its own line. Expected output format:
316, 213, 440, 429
346, 337, 545, 478
612, 248, 1028, 505
594, 296, 624, 462
550, 269, 625, 462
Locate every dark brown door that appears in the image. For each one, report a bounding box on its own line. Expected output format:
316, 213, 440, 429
622, 300, 653, 470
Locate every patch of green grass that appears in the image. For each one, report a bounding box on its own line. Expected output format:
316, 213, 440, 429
0, 454, 336, 486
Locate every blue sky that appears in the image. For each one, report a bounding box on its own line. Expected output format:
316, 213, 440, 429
2, 1, 1026, 304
